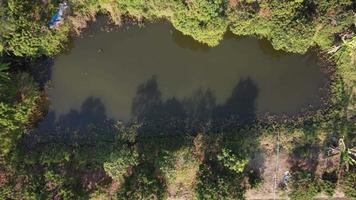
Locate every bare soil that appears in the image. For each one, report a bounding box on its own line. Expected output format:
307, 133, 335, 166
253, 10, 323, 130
245, 140, 348, 200
245, 150, 291, 200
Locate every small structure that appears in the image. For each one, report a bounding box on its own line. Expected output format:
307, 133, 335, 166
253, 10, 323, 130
49, 2, 68, 29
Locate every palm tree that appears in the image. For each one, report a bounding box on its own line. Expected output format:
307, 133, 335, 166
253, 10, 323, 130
338, 138, 356, 172
327, 35, 355, 55
327, 137, 356, 173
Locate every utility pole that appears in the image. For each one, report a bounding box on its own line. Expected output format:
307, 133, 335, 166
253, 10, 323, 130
273, 131, 280, 200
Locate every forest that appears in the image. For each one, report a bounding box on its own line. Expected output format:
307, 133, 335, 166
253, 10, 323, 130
0, 0, 355, 199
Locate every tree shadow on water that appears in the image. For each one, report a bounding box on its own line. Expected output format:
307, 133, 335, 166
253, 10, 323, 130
28, 75, 258, 138
131, 76, 259, 135
171, 28, 211, 52
30, 57, 54, 88
24, 97, 118, 146
131, 76, 187, 135
132, 76, 162, 122
212, 77, 259, 130
184, 88, 217, 131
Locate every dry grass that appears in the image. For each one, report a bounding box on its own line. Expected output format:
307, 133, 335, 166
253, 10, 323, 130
166, 147, 200, 200
99, 2, 122, 25
68, 14, 94, 36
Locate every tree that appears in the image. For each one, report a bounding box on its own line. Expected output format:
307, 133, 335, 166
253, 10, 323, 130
103, 145, 139, 181
217, 148, 248, 173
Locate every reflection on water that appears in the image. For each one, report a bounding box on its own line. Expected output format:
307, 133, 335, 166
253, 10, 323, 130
171, 29, 211, 52
46, 17, 327, 125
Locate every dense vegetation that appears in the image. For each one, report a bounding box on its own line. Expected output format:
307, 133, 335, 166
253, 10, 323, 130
0, 70, 39, 159
0, 0, 354, 56
0, 0, 355, 199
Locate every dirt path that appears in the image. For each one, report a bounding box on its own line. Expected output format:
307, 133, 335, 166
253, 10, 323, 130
245, 150, 291, 200
245, 146, 348, 200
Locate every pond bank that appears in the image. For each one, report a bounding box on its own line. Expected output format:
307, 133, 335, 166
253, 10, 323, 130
28, 16, 335, 132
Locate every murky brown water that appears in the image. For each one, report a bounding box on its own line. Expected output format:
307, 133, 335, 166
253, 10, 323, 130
48, 17, 327, 122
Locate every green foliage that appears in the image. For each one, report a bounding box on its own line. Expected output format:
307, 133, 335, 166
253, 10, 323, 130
194, 131, 258, 200
0, 2, 8, 54
43, 170, 77, 199
341, 148, 356, 169
155, 149, 176, 180
0, 166, 88, 200
321, 170, 337, 196
332, 36, 356, 111
247, 170, 263, 189
0, 63, 10, 85
1, 138, 115, 199
0, 112, 121, 199
194, 161, 245, 200
343, 170, 356, 198
229, 0, 354, 53
0, 1, 354, 199
137, 135, 193, 173
149, 145, 200, 199
0, 73, 39, 159
116, 163, 167, 200
289, 172, 321, 200
170, 0, 228, 46
1, 0, 352, 56
217, 148, 248, 173
0, 176, 44, 200
103, 145, 139, 181
1, 0, 69, 56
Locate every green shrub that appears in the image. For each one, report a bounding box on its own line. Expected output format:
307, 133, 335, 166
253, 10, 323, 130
217, 148, 248, 173
289, 172, 321, 200
0, 73, 39, 159
247, 170, 263, 189
195, 161, 245, 200
170, 0, 228, 46
1, 0, 69, 56
321, 170, 337, 196
103, 145, 139, 181
116, 163, 167, 200
0, 0, 354, 56
343, 171, 356, 198
0, 63, 9, 85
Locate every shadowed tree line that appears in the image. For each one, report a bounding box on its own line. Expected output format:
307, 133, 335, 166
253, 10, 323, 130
21, 97, 118, 147
132, 75, 259, 135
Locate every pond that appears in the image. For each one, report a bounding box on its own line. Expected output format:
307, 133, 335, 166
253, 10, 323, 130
42, 17, 328, 129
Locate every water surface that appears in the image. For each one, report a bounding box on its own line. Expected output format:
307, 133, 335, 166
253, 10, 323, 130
47, 17, 327, 123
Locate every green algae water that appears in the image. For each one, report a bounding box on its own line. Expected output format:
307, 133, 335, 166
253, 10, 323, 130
47, 17, 328, 123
